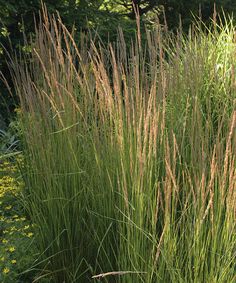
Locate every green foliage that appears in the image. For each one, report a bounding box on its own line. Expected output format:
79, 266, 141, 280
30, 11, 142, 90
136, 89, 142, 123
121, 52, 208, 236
0, 129, 18, 157
0, 158, 37, 283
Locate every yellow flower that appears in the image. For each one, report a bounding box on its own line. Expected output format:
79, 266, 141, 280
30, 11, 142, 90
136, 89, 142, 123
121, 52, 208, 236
27, 232, 34, 238
14, 107, 22, 114
24, 225, 30, 230
0, 257, 5, 261
5, 205, 12, 210
11, 259, 17, 264
8, 246, 15, 252
2, 267, 10, 274
2, 239, 8, 244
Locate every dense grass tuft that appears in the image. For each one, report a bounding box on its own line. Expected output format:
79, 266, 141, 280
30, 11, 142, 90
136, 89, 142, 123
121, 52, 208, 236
10, 9, 235, 283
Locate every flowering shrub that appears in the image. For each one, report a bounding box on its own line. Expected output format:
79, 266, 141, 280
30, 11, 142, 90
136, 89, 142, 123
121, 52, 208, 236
0, 157, 36, 282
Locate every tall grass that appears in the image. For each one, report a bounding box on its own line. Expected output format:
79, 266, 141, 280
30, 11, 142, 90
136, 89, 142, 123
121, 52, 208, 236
9, 7, 235, 283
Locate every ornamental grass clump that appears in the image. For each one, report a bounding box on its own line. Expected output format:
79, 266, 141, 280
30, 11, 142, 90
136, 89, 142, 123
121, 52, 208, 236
9, 7, 235, 283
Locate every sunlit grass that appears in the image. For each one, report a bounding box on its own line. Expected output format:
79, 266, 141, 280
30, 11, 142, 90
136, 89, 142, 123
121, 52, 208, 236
9, 8, 236, 283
